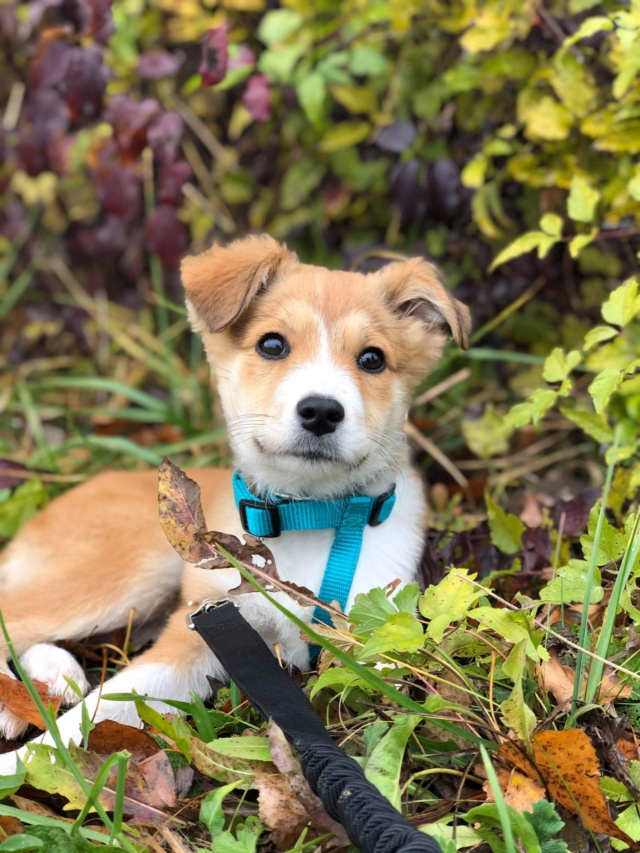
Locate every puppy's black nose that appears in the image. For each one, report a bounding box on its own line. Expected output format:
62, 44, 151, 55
296, 395, 345, 436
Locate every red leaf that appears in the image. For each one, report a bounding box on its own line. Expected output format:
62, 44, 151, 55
199, 25, 228, 86
157, 160, 191, 207
243, 74, 271, 123
145, 205, 188, 266
106, 94, 160, 160
148, 112, 184, 164
63, 45, 108, 120
137, 50, 182, 80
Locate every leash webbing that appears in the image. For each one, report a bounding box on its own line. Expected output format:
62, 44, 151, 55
189, 601, 443, 853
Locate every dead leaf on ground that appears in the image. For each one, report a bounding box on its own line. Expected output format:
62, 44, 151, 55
268, 722, 348, 843
254, 766, 310, 850
500, 730, 640, 850
598, 670, 633, 704
88, 719, 160, 761
484, 765, 545, 813
0, 673, 62, 729
616, 737, 640, 763
536, 649, 574, 705
0, 815, 24, 838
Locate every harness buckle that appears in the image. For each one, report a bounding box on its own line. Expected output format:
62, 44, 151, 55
368, 484, 396, 527
186, 599, 236, 630
238, 498, 282, 538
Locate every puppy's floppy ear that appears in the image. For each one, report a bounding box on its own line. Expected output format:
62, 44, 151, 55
375, 257, 471, 349
181, 235, 297, 333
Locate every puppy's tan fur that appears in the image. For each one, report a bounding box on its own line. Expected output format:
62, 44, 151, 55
0, 236, 470, 772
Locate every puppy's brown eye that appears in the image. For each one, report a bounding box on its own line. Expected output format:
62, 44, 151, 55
257, 333, 289, 360
357, 347, 386, 373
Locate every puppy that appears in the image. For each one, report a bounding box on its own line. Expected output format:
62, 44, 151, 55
0, 235, 470, 774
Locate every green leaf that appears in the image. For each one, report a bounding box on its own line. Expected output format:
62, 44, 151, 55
569, 231, 596, 258
7, 829, 96, 852
472, 607, 544, 662
318, 121, 371, 152
461, 404, 513, 459
601, 278, 640, 327
0, 837, 44, 852
349, 586, 396, 634
524, 800, 568, 852
500, 675, 535, 742
364, 715, 420, 809
419, 569, 486, 643
392, 582, 421, 614
589, 368, 624, 413
466, 802, 542, 852
296, 72, 327, 127
200, 781, 238, 839
490, 231, 556, 271
309, 668, 370, 699
348, 46, 389, 76
212, 817, 263, 853
204, 737, 272, 763
257, 9, 303, 45
539, 213, 563, 238
542, 348, 581, 382
519, 92, 573, 141
563, 15, 613, 48
560, 407, 614, 442
359, 612, 424, 658
486, 492, 526, 554
257, 43, 305, 84
539, 559, 604, 605
567, 176, 600, 223
0, 477, 48, 539
0, 755, 26, 800
584, 325, 618, 351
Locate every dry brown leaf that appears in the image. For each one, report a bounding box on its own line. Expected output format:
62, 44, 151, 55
598, 671, 633, 704
0, 816, 24, 839
88, 719, 160, 761
157, 459, 319, 608
616, 737, 640, 763
254, 766, 310, 850
504, 769, 545, 812
268, 722, 348, 843
0, 673, 62, 729
501, 730, 640, 850
536, 649, 574, 705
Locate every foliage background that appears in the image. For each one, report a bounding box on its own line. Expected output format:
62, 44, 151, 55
2, 0, 640, 850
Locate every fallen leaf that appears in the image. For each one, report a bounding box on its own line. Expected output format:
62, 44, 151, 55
536, 649, 575, 705
254, 766, 310, 849
616, 738, 640, 763
0, 673, 62, 729
504, 769, 546, 812
0, 815, 24, 838
268, 722, 348, 842
598, 671, 633, 703
88, 719, 160, 761
500, 730, 640, 849
24, 742, 182, 827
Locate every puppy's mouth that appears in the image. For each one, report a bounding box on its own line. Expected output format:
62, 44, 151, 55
254, 438, 366, 468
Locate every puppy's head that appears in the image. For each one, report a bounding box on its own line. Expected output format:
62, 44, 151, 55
182, 235, 470, 498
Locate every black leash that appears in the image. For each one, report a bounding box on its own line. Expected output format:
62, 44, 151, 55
188, 600, 443, 853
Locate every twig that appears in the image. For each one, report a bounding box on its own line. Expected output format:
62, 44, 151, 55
412, 368, 471, 408
404, 421, 470, 494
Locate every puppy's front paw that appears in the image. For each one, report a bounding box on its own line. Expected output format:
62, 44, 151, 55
19, 644, 90, 707
0, 702, 29, 741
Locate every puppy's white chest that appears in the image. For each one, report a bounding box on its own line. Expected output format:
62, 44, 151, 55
265, 467, 426, 609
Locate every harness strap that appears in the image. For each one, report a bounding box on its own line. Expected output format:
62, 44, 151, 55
188, 600, 443, 853
232, 470, 396, 630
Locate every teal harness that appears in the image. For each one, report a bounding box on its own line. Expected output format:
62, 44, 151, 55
232, 470, 396, 633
